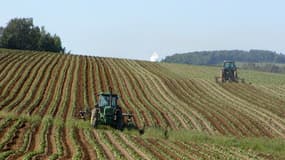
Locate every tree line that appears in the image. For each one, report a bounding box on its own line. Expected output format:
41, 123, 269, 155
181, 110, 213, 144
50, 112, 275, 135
162, 50, 285, 74
162, 50, 285, 65
0, 18, 65, 53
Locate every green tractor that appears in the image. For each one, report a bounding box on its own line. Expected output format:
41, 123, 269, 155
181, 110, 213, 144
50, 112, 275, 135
215, 61, 245, 83
80, 89, 136, 130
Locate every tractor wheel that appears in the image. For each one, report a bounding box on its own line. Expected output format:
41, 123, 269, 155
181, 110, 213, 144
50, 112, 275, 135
234, 71, 238, 81
115, 108, 123, 130
91, 108, 98, 128
221, 70, 225, 83
117, 117, 123, 130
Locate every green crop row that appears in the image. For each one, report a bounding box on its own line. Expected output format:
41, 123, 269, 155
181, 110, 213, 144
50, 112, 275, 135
0, 54, 44, 109
83, 128, 106, 160
13, 54, 55, 113
1, 49, 284, 159
23, 116, 52, 160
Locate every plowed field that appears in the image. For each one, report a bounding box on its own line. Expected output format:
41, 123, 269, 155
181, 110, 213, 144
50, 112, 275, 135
0, 49, 285, 159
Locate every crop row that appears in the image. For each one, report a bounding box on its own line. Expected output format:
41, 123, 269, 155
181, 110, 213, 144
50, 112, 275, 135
0, 52, 283, 137
2, 52, 284, 137
0, 50, 284, 159
135, 60, 285, 137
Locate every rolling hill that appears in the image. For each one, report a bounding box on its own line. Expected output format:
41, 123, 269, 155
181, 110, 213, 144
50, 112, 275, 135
0, 49, 285, 159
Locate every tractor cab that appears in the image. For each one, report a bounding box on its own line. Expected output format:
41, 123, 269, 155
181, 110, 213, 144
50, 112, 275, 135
91, 92, 123, 129
98, 93, 118, 108
223, 61, 237, 70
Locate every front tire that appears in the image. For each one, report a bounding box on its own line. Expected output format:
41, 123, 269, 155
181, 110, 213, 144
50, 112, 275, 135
91, 108, 98, 128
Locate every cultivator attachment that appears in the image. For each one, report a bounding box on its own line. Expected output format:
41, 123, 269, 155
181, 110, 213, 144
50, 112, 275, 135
122, 112, 135, 128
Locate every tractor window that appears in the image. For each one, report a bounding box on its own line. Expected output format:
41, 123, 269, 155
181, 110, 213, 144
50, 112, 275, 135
111, 97, 117, 107
99, 95, 110, 107
98, 95, 117, 107
224, 62, 235, 69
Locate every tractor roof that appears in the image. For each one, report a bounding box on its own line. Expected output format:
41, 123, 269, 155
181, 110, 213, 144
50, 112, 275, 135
98, 92, 118, 97
223, 60, 235, 63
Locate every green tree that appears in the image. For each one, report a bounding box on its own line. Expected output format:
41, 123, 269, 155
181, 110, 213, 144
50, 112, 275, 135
0, 27, 4, 47
0, 26, 4, 36
38, 27, 64, 52
0, 18, 40, 50
0, 18, 65, 53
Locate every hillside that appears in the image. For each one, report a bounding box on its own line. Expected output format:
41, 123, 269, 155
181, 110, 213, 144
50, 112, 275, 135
0, 49, 285, 159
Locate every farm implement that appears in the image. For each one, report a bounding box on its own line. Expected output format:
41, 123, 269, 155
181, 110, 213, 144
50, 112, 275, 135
215, 60, 245, 83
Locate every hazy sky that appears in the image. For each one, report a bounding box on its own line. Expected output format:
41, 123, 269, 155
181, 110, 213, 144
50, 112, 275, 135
1, 0, 284, 60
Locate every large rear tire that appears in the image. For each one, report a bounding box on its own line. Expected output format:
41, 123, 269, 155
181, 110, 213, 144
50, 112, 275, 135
115, 108, 123, 130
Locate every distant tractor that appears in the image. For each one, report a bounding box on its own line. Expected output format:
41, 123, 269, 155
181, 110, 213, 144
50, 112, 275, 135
80, 88, 136, 131
215, 61, 245, 83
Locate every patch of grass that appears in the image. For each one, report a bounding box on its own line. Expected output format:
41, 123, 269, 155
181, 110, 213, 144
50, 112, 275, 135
122, 128, 141, 136
141, 127, 167, 138
66, 118, 92, 129
142, 128, 285, 158
0, 111, 41, 124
